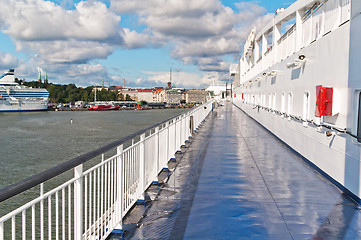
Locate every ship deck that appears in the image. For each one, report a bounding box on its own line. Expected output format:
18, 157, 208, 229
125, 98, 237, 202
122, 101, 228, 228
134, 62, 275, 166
115, 102, 361, 239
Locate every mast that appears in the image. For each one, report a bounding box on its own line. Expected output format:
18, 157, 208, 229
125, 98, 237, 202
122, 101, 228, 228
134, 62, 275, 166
167, 67, 172, 88
94, 86, 97, 102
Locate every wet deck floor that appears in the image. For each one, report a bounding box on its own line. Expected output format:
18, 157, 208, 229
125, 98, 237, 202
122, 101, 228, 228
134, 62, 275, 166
127, 103, 361, 239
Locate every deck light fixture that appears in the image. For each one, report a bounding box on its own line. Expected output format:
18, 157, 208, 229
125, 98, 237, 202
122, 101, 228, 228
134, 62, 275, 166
287, 54, 307, 69
325, 130, 336, 138
268, 71, 277, 77
298, 53, 306, 61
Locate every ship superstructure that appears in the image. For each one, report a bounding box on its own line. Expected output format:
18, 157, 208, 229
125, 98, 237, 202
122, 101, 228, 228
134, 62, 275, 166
231, 0, 361, 202
0, 69, 49, 112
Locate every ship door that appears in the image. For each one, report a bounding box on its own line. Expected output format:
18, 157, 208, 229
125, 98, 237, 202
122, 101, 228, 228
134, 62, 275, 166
357, 92, 361, 142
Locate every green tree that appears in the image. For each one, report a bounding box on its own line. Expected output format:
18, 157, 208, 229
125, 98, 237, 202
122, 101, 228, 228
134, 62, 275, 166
81, 91, 89, 101
19, 80, 121, 103
125, 94, 132, 101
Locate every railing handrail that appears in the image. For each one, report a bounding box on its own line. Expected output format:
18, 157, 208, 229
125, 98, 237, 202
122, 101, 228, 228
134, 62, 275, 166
0, 106, 200, 203
277, 23, 296, 44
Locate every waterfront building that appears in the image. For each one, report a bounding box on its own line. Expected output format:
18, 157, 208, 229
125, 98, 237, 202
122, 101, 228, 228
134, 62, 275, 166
137, 89, 154, 102
93, 86, 108, 91
109, 86, 123, 92
185, 89, 208, 104
118, 89, 138, 101
166, 88, 184, 104
153, 88, 167, 102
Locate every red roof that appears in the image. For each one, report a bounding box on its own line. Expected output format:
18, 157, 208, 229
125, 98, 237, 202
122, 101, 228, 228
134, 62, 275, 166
113, 86, 123, 89
137, 89, 153, 93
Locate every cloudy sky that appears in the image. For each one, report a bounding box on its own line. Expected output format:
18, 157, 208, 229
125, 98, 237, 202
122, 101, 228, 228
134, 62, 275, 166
0, 0, 294, 88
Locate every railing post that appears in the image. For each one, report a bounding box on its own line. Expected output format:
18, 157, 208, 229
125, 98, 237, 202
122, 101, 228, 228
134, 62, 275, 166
0, 222, 3, 240
139, 133, 146, 201
40, 183, 44, 240
178, 117, 182, 149
166, 122, 169, 161
190, 115, 194, 134
155, 126, 160, 175
115, 144, 123, 231
296, 10, 304, 51
174, 118, 177, 152
182, 114, 186, 145
74, 164, 83, 240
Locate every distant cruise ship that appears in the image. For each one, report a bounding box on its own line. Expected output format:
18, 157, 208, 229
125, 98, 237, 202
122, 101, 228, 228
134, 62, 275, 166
0, 69, 49, 112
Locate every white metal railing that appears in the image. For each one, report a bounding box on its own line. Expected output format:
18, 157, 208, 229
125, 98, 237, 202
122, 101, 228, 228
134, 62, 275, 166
0, 100, 214, 240
240, 0, 351, 84
278, 24, 296, 61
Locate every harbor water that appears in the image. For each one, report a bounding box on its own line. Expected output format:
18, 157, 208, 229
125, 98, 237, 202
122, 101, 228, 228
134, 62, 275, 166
0, 109, 186, 218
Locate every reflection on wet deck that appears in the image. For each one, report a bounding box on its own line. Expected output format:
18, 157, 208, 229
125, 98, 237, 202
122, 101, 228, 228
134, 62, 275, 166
123, 103, 361, 239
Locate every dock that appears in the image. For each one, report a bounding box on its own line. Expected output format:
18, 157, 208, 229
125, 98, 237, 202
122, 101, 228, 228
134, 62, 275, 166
120, 102, 361, 239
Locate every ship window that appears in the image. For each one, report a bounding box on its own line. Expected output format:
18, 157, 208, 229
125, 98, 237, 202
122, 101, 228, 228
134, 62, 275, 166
266, 30, 273, 47
281, 93, 285, 113
288, 93, 293, 115
268, 94, 272, 109
303, 92, 310, 120
272, 93, 276, 110
256, 38, 262, 61
303, 92, 310, 127
358, 93, 361, 142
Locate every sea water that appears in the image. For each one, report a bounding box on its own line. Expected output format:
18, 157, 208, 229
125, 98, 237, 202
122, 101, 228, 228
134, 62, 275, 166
0, 109, 186, 219
0, 109, 186, 187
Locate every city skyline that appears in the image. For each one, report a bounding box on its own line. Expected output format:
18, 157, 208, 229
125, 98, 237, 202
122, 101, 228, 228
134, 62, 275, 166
0, 0, 293, 88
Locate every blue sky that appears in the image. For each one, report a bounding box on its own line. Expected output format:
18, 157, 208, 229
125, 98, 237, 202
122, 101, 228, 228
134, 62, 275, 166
0, 0, 295, 88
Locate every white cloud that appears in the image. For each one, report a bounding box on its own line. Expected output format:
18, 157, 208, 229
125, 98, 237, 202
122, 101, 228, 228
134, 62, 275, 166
111, 0, 220, 16
0, 0, 275, 88
172, 36, 240, 59
5, 58, 110, 87
46, 63, 109, 85
111, 0, 271, 76
0, 52, 18, 69
3, 0, 122, 42
111, 0, 234, 38
17, 40, 115, 64
143, 71, 216, 88
0, 0, 125, 65
122, 29, 153, 49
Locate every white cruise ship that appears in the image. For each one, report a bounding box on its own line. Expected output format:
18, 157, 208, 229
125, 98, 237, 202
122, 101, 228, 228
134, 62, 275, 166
231, 0, 361, 202
0, 69, 49, 112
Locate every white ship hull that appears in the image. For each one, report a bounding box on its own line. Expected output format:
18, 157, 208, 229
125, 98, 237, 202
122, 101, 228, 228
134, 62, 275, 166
232, 0, 361, 201
0, 100, 48, 112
